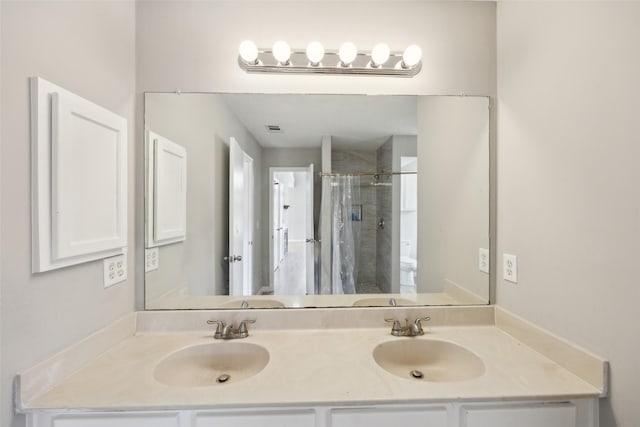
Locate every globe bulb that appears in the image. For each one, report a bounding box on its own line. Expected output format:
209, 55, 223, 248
402, 44, 422, 68
272, 40, 291, 64
306, 41, 325, 66
238, 40, 259, 65
370, 43, 390, 67
338, 42, 357, 66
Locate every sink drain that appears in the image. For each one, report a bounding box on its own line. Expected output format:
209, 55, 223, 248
410, 370, 424, 379
216, 374, 230, 383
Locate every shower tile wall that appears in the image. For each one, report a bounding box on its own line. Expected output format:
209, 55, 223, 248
332, 149, 378, 291
376, 138, 393, 293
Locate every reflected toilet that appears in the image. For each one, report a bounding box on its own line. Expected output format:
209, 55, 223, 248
400, 240, 417, 293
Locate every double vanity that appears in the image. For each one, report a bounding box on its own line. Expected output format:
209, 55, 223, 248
17, 306, 607, 427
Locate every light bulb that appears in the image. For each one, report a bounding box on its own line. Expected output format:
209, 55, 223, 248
306, 41, 325, 66
370, 43, 390, 67
272, 40, 291, 65
238, 40, 259, 65
338, 42, 357, 66
402, 44, 422, 68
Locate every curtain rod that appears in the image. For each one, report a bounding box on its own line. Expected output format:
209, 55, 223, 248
319, 171, 417, 177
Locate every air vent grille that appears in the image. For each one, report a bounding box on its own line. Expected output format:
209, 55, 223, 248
265, 124, 283, 133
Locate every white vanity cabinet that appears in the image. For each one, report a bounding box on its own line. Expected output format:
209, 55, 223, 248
193, 409, 316, 427
26, 399, 598, 427
330, 405, 449, 427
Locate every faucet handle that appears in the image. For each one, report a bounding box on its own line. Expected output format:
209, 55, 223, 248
385, 318, 403, 335
237, 319, 256, 337
413, 316, 431, 333
207, 320, 225, 339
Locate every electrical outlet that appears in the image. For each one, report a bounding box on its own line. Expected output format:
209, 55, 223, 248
503, 253, 518, 283
104, 254, 127, 288
478, 248, 489, 273
145, 248, 159, 272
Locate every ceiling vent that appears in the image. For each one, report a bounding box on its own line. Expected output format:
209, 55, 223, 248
265, 124, 283, 133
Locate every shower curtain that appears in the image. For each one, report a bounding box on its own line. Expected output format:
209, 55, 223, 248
319, 175, 361, 294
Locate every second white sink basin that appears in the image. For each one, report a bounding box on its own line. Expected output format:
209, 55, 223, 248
373, 339, 485, 382
154, 342, 269, 387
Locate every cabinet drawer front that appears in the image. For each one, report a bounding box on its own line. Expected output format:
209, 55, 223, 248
461, 403, 577, 427
50, 413, 180, 427
331, 406, 449, 427
195, 410, 315, 427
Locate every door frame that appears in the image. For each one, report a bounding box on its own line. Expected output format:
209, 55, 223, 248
268, 166, 314, 293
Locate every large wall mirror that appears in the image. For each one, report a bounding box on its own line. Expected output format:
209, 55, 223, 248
144, 93, 489, 309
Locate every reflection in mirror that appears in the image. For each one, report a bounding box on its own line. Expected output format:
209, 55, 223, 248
144, 94, 489, 309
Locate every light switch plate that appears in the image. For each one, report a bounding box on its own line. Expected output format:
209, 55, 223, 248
104, 254, 127, 288
503, 253, 518, 283
479, 248, 489, 273
145, 248, 159, 272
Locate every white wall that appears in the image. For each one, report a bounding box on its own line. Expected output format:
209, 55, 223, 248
496, 2, 640, 426
0, 2, 136, 427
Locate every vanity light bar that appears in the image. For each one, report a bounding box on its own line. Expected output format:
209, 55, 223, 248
238, 40, 422, 77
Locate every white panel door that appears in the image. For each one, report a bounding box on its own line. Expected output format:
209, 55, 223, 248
229, 137, 253, 296
31, 77, 127, 272
50, 91, 127, 259
331, 406, 448, 427
195, 410, 315, 427
461, 403, 577, 427
151, 132, 187, 244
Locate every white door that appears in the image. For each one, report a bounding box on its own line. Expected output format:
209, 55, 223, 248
305, 164, 315, 295
229, 137, 253, 296
272, 178, 281, 273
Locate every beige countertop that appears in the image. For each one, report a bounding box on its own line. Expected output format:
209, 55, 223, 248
18, 312, 605, 411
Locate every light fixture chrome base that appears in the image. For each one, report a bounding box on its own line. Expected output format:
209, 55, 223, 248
239, 50, 421, 77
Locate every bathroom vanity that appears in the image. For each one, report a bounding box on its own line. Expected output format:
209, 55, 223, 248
17, 306, 606, 427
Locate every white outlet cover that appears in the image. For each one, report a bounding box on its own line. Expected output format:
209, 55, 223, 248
104, 254, 127, 288
145, 248, 159, 272
478, 248, 489, 274
503, 253, 518, 283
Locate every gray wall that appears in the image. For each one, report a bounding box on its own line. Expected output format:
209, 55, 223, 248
0, 2, 136, 426
0, 2, 498, 427
496, 2, 640, 426
418, 97, 490, 298
136, 1, 496, 96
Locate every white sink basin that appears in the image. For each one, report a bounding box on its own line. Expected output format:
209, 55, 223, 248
154, 342, 269, 387
373, 339, 485, 382
352, 297, 414, 307
218, 299, 285, 309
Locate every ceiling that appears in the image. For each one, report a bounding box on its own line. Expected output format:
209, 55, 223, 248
221, 94, 417, 149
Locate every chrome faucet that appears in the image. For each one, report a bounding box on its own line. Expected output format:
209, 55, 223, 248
385, 316, 430, 337
207, 319, 256, 339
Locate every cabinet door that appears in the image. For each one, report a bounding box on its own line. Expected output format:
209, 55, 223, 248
194, 409, 315, 427
461, 403, 577, 427
331, 406, 448, 427
45, 413, 181, 427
